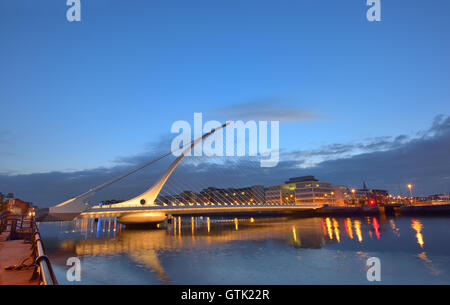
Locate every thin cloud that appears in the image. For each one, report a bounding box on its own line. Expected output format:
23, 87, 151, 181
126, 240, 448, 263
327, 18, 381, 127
0, 130, 11, 144
0, 130, 15, 160
282, 134, 408, 164
209, 99, 325, 122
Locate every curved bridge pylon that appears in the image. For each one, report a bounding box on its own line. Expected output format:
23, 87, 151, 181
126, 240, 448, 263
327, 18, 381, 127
48, 122, 229, 222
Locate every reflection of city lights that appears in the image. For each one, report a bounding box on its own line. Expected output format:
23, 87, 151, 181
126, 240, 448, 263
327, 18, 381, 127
64, 217, 342, 282
207, 217, 210, 233
345, 218, 353, 239
411, 219, 424, 248
234, 218, 239, 231
321, 219, 327, 237
390, 219, 400, 237
372, 217, 380, 239
250, 218, 255, 223
416, 251, 442, 276
354, 220, 363, 243
332, 219, 340, 243
173, 218, 177, 236
417, 251, 431, 263
325, 218, 333, 240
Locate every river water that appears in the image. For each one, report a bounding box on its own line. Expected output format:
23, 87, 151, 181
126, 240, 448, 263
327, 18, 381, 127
38, 215, 450, 284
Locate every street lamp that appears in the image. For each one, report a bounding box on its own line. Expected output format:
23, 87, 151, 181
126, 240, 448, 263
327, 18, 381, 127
351, 189, 356, 206
407, 184, 413, 205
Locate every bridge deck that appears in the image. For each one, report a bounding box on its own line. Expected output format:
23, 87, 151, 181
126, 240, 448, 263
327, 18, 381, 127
79, 204, 322, 219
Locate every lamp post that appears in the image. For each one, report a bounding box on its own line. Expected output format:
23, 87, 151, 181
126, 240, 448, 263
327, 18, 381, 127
407, 184, 413, 205
351, 189, 356, 206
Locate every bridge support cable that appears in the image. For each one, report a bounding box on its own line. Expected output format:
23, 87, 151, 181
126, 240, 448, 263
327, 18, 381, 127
158, 156, 251, 207
50, 123, 229, 214
193, 155, 267, 206
159, 154, 268, 207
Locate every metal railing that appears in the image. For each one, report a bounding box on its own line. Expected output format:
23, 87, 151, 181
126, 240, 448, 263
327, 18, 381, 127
0, 212, 9, 233
30, 218, 58, 285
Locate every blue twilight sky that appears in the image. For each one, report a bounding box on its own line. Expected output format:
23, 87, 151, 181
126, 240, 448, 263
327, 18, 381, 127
1, 1, 450, 202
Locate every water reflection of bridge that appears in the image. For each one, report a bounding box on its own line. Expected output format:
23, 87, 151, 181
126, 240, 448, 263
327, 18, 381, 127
63, 217, 327, 251
58, 217, 328, 283
58, 215, 396, 257
48, 216, 439, 284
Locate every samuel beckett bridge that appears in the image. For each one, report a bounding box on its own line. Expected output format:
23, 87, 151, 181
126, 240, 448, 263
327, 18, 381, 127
46, 122, 321, 226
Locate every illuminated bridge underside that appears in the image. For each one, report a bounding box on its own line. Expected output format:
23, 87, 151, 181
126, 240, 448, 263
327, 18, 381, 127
79, 205, 322, 224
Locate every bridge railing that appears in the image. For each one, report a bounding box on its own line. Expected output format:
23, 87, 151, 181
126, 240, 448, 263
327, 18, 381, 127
1, 213, 29, 239
30, 217, 58, 285
0, 211, 10, 234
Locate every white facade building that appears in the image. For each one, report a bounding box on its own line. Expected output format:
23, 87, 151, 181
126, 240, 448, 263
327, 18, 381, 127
265, 176, 336, 206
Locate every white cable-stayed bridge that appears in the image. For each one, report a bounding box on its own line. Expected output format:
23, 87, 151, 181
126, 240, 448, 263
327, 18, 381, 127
44, 122, 321, 226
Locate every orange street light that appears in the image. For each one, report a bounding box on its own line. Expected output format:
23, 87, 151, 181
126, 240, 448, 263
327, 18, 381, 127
407, 184, 413, 204
350, 189, 356, 206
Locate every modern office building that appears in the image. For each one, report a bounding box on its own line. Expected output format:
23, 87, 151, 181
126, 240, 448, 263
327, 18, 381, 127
291, 177, 335, 205
265, 176, 336, 206
265, 184, 296, 205
265, 185, 282, 204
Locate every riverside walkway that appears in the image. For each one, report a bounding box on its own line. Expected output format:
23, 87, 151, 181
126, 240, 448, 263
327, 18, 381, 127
0, 213, 57, 285
0, 231, 38, 285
